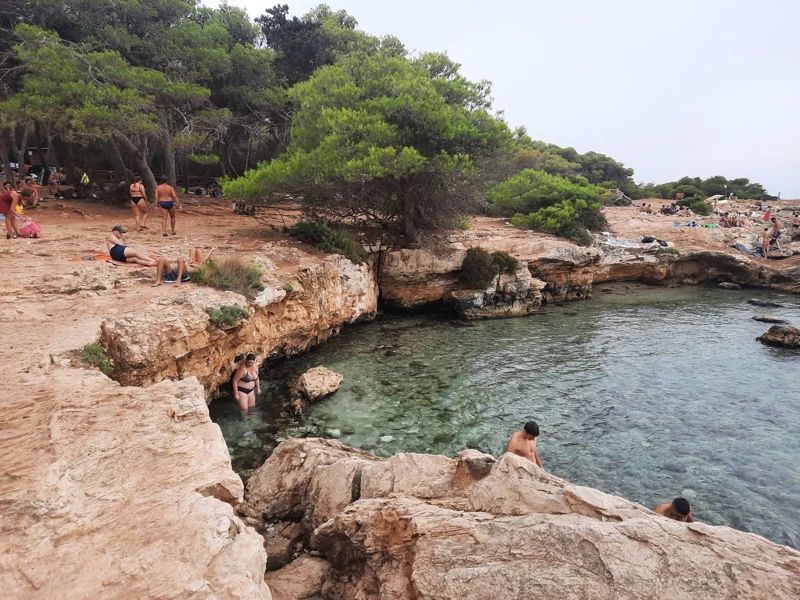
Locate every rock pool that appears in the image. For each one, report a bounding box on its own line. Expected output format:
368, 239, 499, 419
211, 285, 800, 548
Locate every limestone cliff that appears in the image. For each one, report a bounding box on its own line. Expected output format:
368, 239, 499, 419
243, 438, 800, 600
100, 249, 378, 392
0, 372, 270, 600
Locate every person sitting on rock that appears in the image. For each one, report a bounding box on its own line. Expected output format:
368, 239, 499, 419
653, 497, 694, 522
232, 353, 261, 416
152, 247, 214, 287
506, 421, 543, 470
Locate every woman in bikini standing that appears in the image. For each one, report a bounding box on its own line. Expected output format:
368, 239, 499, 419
129, 175, 149, 231
232, 353, 261, 416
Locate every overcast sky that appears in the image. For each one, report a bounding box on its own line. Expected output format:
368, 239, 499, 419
208, 0, 800, 197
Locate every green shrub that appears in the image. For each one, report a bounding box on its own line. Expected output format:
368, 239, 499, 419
190, 256, 264, 299
206, 305, 250, 329
288, 220, 368, 264
284, 281, 295, 293
454, 215, 472, 230
81, 343, 114, 374
460, 248, 521, 289
491, 170, 606, 246
689, 200, 713, 216
490, 250, 519, 275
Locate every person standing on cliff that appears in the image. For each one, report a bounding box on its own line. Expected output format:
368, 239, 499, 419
506, 421, 544, 470
232, 353, 260, 416
653, 498, 694, 522
155, 175, 182, 237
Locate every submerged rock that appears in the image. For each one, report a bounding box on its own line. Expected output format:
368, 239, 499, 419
243, 438, 800, 600
748, 298, 785, 308
757, 325, 800, 348
753, 315, 788, 324
719, 281, 741, 289
291, 366, 343, 401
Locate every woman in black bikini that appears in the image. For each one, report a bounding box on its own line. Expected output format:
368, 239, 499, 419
232, 353, 260, 416
129, 176, 149, 231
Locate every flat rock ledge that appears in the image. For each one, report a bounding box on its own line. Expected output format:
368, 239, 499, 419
758, 325, 800, 347
242, 438, 800, 600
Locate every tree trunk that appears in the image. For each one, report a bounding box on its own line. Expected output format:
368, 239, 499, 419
0, 130, 16, 186
34, 126, 50, 185
116, 134, 157, 199
164, 137, 177, 188
109, 141, 133, 182
11, 124, 31, 178
402, 192, 419, 243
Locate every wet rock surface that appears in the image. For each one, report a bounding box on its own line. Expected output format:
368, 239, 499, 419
243, 439, 800, 600
757, 325, 800, 348
753, 314, 788, 324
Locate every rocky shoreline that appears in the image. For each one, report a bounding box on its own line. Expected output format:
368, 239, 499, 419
5, 212, 800, 600
241, 438, 800, 599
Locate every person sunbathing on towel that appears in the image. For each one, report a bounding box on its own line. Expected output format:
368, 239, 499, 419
106, 226, 157, 266
152, 247, 214, 287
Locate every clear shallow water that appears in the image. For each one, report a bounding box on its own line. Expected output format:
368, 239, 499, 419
210, 286, 800, 548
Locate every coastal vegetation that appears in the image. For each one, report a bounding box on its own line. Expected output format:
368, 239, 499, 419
81, 343, 114, 375
0, 1, 776, 244
206, 305, 250, 329
190, 256, 265, 299
461, 248, 519, 289
288, 220, 367, 264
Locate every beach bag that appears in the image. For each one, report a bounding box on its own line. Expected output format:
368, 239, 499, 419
641, 236, 657, 243
20, 217, 42, 238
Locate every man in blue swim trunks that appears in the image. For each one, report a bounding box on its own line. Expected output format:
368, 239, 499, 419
151, 247, 214, 287
155, 175, 182, 237
106, 226, 157, 266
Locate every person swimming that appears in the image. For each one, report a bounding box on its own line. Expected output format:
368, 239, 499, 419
653, 498, 694, 522
232, 353, 260, 416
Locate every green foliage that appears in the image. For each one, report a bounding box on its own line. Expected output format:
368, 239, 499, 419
288, 220, 368, 264
454, 215, 472, 230
225, 50, 510, 241
81, 343, 114, 375
190, 257, 265, 299
206, 304, 250, 329
489, 169, 605, 217
284, 281, 295, 293
689, 200, 713, 216
489, 169, 606, 245
460, 248, 519, 289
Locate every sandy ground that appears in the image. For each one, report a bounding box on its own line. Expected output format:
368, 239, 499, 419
1, 195, 798, 373
0, 196, 291, 371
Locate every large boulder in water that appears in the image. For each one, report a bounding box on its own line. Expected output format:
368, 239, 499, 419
242, 439, 800, 600
291, 366, 343, 401
757, 325, 800, 348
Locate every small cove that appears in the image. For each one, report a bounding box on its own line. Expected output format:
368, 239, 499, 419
211, 285, 800, 548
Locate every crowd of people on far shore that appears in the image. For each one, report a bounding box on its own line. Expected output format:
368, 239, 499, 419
507, 421, 695, 524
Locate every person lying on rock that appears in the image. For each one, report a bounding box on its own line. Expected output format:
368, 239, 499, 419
232, 353, 260, 416
653, 497, 694, 522
506, 421, 544, 470
152, 247, 214, 287
106, 226, 157, 266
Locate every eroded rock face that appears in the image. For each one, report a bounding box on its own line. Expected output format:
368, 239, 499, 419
450, 264, 546, 319
100, 251, 377, 393
757, 325, 800, 347
0, 371, 270, 600
265, 555, 329, 600
291, 366, 343, 401
244, 439, 800, 600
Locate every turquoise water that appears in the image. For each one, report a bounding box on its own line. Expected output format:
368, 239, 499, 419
210, 285, 800, 548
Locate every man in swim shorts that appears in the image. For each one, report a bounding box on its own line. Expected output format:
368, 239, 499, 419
155, 175, 182, 237
506, 421, 544, 470
106, 225, 157, 266
653, 497, 694, 522
152, 247, 214, 287
770, 217, 782, 250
